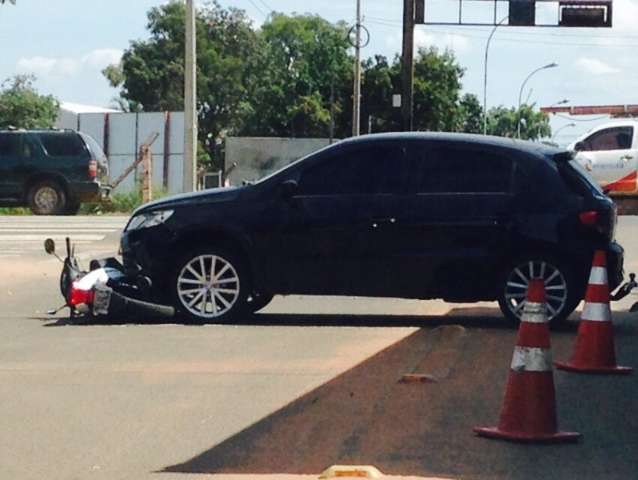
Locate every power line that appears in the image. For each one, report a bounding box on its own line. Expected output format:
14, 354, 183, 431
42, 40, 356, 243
255, 0, 273, 14
245, 0, 267, 19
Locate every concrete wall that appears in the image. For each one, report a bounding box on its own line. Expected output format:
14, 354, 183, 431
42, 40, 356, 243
225, 137, 334, 185
57, 111, 185, 195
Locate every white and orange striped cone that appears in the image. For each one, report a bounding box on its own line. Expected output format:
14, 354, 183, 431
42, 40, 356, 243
555, 250, 632, 374
474, 279, 581, 443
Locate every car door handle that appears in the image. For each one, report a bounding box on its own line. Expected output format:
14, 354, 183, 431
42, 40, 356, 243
371, 218, 396, 228
621, 155, 633, 161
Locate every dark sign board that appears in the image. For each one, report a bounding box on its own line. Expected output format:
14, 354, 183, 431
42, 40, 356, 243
509, 0, 536, 26
559, 1, 612, 27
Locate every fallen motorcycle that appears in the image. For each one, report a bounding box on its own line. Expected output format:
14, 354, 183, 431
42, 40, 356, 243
44, 237, 175, 320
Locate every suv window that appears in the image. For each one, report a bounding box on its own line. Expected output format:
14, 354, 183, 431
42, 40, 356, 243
0, 133, 21, 156
580, 126, 633, 151
40, 133, 86, 157
298, 143, 408, 195
414, 146, 513, 194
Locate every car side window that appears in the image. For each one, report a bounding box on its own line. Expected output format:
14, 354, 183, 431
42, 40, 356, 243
40, 133, 86, 157
298, 143, 408, 196
414, 146, 513, 194
581, 127, 633, 151
0, 134, 21, 156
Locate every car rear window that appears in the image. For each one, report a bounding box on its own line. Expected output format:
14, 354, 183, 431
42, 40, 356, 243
80, 133, 107, 162
558, 158, 605, 197
40, 133, 86, 157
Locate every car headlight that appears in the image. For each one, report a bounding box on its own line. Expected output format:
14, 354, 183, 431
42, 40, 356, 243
125, 210, 174, 232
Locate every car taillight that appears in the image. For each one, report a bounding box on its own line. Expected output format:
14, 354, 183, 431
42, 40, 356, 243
88, 159, 97, 179
579, 210, 599, 227
69, 282, 94, 306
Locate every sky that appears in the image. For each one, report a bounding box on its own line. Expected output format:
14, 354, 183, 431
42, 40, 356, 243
1, 0, 637, 145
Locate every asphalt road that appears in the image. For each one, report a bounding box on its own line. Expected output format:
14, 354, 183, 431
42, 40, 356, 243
1, 215, 637, 480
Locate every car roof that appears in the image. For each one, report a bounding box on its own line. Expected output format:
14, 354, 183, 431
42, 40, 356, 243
338, 132, 564, 157
0, 129, 77, 134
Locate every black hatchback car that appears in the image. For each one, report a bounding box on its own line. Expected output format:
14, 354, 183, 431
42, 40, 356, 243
121, 133, 624, 325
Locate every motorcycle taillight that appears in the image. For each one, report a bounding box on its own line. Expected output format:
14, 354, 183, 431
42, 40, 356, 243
69, 282, 94, 306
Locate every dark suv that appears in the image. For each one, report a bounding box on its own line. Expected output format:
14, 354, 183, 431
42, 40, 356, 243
121, 133, 624, 325
0, 129, 109, 215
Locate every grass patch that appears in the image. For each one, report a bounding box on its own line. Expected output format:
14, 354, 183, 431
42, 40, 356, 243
0, 189, 170, 216
80, 189, 169, 215
0, 207, 31, 215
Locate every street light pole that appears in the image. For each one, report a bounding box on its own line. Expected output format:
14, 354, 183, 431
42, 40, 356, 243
401, 0, 415, 132
551, 122, 576, 142
352, 0, 362, 137
183, 0, 197, 192
517, 62, 558, 139
483, 16, 508, 135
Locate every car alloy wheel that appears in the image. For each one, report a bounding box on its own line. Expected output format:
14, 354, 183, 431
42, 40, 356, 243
503, 260, 568, 322
34, 186, 59, 212
176, 254, 241, 319
28, 180, 67, 215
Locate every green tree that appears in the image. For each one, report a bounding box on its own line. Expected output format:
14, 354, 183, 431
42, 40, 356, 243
105, 1, 260, 166
412, 47, 464, 132
360, 48, 471, 134
241, 13, 352, 138
107, 3, 477, 143
360, 55, 401, 133
456, 93, 483, 133
487, 104, 551, 140
0, 75, 59, 129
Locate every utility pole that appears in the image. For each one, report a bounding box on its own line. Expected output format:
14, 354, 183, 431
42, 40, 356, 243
352, 0, 362, 137
183, 0, 197, 193
401, 0, 415, 132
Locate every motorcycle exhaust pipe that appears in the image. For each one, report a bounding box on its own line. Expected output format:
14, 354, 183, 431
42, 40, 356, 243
107, 290, 175, 319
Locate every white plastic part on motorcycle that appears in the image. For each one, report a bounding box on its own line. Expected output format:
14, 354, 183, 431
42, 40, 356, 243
75, 267, 125, 291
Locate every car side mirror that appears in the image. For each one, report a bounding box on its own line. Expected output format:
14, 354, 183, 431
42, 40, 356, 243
573, 141, 585, 152
44, 238, 56, 255
280, 179, 299, 200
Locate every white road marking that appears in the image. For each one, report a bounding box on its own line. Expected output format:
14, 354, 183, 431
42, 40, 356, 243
0, 216, 127, 258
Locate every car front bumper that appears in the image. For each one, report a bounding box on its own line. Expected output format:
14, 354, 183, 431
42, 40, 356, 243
606, 241, 624, 291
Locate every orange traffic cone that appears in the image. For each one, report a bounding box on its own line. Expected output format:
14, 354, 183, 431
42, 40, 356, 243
474, 279, 580, 443
555, 251, 632, 374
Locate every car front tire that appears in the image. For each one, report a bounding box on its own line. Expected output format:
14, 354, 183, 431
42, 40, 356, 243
171, 247, 250, 323
497, 256, 582, 328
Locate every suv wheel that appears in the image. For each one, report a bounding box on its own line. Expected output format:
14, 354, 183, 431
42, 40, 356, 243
171, 248, 250, 323
28, 180, 67, 215
497, 257, 582, 327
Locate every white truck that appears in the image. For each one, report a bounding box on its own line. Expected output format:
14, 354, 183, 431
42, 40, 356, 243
569, 121, 638, 195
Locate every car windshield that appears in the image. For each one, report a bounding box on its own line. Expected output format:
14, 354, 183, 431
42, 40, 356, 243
254, 141, 340, 185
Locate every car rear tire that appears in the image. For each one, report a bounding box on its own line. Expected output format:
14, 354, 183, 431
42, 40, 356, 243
171, 247, 250, 324
28, 180, 67, 215
497, 256, 582, 328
